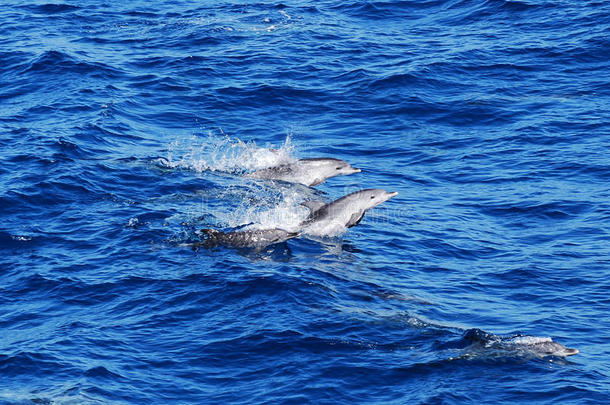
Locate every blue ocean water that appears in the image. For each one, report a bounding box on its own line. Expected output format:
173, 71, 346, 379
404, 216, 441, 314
1, 0, 610, 403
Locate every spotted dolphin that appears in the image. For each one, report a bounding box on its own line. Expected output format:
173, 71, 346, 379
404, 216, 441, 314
247, 158, 361, 187
460, 328, 579, 359
300, 188, 398, 237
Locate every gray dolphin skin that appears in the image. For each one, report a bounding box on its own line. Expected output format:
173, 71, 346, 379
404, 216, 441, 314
300, 188, 398, 236
521, 339, 579, 357
247, 158, 361, 187
195, 228, 300, 249
461, 329, 579, 359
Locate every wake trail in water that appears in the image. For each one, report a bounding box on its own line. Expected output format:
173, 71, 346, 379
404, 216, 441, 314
156, 131, 297, 174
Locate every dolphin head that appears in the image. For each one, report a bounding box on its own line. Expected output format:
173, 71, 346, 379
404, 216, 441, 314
299, 158, 361, 181
332, 159, 361, 176
349, 188, 399, 211
533, 341, 579, 357
267, 229, 301, 244
508, 336, 579, 358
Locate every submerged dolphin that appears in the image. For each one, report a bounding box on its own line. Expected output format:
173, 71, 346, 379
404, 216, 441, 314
247, 158, 361, 187
194, 228, 300, 249
300, 188, 398, 237
460, 328, 579, 359
506, 336, 579, 357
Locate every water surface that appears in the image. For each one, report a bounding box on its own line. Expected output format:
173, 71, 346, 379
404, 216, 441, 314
1, 1, 609, 403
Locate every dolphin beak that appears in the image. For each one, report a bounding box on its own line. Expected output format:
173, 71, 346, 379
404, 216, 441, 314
351, 167, 361, 174
388, 191, 398, 198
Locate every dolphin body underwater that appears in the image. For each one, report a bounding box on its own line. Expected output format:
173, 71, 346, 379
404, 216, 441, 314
459, 328, 579, 359
247, 157, 361, 187
193, 228, 300, 249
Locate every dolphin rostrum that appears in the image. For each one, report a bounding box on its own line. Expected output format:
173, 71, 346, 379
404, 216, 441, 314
194, 228, 300, 249
247, 158, 361, 187
300, 188, 398, 237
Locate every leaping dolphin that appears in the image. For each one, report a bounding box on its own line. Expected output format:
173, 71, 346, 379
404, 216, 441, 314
300, 188, 398, 237
247, 158, 361, 187
194, 228, 300, 249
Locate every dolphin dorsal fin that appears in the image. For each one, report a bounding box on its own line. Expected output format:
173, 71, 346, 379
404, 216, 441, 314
301, 200, 325, 213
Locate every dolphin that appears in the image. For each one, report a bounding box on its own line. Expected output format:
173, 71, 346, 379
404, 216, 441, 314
460, 328, 579, 359
247, 158, 361, 187
194, 228, 300, 249
300, 188, 398, 237
506, 336, 579, 357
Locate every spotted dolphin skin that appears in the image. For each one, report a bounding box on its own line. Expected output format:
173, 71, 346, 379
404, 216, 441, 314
247, 158, 361, 187
195, 228, 300, 249
461, 328, 578, 359
507, 336, 579, 357
300, 188, 398, 237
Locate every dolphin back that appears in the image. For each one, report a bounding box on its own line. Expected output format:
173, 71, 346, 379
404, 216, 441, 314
196, 228, 299, 249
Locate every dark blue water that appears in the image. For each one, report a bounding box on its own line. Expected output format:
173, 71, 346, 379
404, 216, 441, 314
2, 1, 610, 403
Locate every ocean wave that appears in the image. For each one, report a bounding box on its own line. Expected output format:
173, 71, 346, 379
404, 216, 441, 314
21, 50, 124, 80
21, 3, 82, 15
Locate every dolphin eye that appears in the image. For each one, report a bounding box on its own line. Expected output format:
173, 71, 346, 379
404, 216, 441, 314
370, 195, 375, 199
336, 167, 342, 170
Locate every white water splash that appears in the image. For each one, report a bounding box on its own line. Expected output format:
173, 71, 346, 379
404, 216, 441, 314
222, 186, 311, 233
301, 219, 349, 238
158, 131, 296, 174
508, 336, 553, 345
